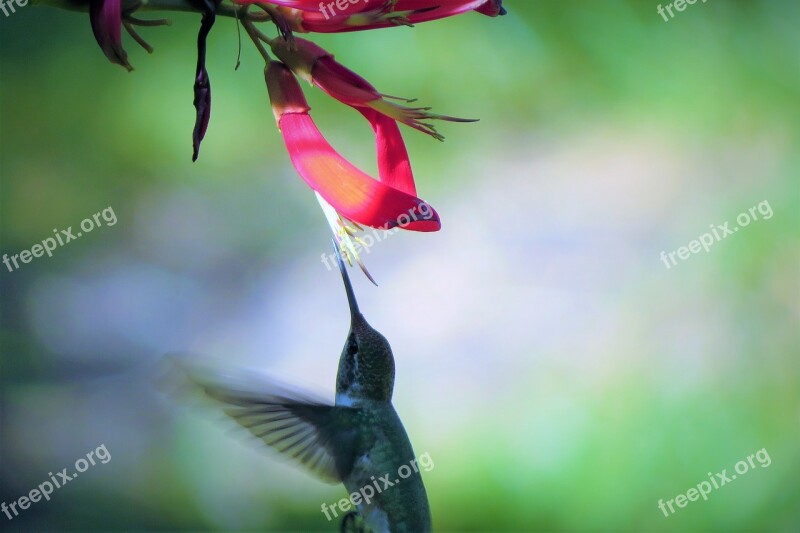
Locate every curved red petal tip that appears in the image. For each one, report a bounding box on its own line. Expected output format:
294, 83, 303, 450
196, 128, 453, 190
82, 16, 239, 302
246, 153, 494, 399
279, 113, 441, 232
476, 0, 506, 17
267, 61, 441, 233
385, 204, 441, 232
89, 0, 132, 71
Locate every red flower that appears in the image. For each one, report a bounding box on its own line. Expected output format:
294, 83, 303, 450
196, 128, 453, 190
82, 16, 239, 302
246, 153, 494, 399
269, 37, 475, 141
89, 0, 132, 71
266, 61, 440, 232
237, 0, 505, 33
475, 0, 506, 17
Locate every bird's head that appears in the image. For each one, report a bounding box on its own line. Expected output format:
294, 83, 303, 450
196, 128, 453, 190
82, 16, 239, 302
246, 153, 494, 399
333, 243, 395, 404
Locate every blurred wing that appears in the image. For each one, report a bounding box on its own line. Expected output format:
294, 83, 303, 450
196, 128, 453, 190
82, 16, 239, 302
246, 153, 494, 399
174, 358, 360, 484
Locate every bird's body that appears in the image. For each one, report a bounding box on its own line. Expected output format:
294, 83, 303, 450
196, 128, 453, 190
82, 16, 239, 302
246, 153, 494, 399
330, 277, 431, 532
338, 401, 431, 533
180, 243, 430, 532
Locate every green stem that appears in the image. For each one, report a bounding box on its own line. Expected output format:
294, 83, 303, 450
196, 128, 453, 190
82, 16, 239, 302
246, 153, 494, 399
241, 17, 272, 63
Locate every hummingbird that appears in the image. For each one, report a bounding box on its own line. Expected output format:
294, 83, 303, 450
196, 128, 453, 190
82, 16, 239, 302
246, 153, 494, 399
176, 242, 431, 533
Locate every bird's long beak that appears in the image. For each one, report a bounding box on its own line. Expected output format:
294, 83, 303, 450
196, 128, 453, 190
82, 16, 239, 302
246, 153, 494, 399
333, 239, 360, 320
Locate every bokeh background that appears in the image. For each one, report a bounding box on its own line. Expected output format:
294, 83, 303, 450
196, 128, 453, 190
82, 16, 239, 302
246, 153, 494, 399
1, 1, 799, 531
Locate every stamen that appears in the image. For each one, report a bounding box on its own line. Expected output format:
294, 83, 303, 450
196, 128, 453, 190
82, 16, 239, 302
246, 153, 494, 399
123, 23, 155, 54
379, 93, 418, 103
125, 16, 172, 27
378, 0, 399, 15
315, 193, 377, 285
120, 3, 171, 54
253, 3, 294, 47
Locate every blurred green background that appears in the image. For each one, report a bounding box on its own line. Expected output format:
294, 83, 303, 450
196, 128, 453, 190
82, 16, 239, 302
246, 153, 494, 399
1, 1, 799, 531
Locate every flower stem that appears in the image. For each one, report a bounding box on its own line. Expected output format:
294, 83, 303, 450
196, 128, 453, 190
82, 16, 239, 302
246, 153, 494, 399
35, 0, 271, 22
136, 0, 269, 21
242, 18, 272, 63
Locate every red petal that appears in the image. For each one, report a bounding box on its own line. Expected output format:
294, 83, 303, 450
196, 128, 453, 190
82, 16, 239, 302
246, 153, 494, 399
312, 56, 382, 106
358, 108, 416, 196
266, 61, 439, 231
294, 0, 494, 32
89, 0, 132, 70
279, 113, 439, 231
236, 0, 376, 15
